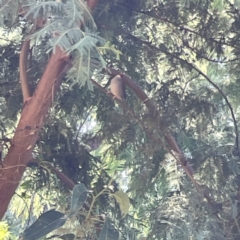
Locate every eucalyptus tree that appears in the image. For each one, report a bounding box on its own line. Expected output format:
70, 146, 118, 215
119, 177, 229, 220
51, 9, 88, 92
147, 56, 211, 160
0, 0, 134, 239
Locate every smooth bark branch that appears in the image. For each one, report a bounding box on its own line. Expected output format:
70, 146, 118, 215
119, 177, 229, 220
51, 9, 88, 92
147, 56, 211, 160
19, 18, 46, 104
107, 68, 220, 207
19, 39, 31, 103
107, 68, 198, 182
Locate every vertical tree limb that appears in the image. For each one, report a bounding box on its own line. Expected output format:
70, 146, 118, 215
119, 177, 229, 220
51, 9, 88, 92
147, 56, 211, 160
19, 39, 31, 103
0, 47, 68, 219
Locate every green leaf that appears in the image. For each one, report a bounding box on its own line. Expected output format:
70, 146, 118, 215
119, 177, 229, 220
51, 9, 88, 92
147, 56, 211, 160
0, 221, 11, 240
113, 190, 130, 217
22, 210, 67, 240
20, 180, 33, 190
68, 183, 88, 217
59, 233, 75, 240
99, 218, 119, 240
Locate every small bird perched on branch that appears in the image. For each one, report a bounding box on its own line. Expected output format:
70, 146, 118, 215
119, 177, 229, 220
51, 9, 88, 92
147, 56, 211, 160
110, 74, 126, 101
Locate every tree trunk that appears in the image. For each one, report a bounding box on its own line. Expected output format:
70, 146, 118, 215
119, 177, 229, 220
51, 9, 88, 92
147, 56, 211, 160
0, 47, 68, 219
0, 0, 100, 220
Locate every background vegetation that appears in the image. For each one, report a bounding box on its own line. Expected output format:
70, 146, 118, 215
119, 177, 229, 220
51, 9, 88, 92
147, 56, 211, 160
1, 0, 240, 239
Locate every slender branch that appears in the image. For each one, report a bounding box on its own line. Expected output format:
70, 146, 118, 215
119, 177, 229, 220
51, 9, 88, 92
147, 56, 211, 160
137, 8, 240, 51
104, 68, 220, 207
92, 73, 197, 184
106, 26, 240, 159
28, 158, 75, 190
19, 39, 31, 103
75, 105, 94, 140
168, 53, 240, 158
86, 178, 113, 220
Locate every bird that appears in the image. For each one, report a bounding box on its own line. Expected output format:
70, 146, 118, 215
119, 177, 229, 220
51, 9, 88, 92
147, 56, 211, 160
110, 75, 126, 101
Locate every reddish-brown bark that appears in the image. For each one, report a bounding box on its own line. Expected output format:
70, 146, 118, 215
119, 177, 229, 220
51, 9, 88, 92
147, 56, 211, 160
0, 47, 68, 219
101, 68, 220, 218
107, 68, 218, 203
0, 0, 99, 220
87, 0, 99, 11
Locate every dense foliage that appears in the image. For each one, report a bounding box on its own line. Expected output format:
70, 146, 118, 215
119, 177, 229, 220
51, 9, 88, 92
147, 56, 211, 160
1, 0, 240, 239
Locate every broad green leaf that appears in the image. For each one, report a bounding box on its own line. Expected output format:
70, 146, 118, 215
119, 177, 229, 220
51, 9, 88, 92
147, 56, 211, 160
22, 210, 67, 240
68, 183, 88, 217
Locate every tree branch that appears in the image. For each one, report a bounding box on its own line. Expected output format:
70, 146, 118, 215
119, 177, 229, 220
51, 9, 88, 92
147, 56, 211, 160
19, 39, 31, 103
28, 158, 75, 190
106, 25, 240, 159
